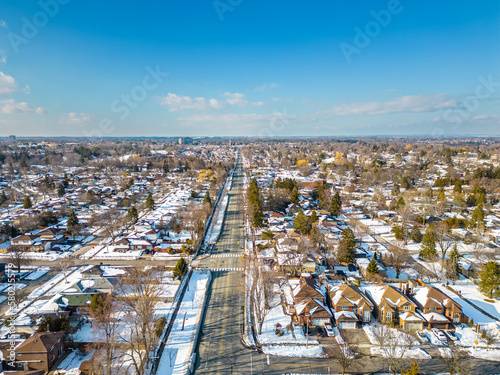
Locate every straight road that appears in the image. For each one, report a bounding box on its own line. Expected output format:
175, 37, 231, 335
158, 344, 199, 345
195, 164, 247, 375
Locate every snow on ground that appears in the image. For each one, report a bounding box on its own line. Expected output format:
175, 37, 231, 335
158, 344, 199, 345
204, 195, 229, 246
262, 345, 325, 358
79, 245, 104, 260
467, 347, 500, 360
0, 283, 26, 292
156, 271, 210, 375
55, 348, 95, 374
257, 303, 317, 345
28, 266, 92, 299
370, 346, 431, 359
25, 267, 50, 280
447, 278, 500, 322
363, 324, 420, 346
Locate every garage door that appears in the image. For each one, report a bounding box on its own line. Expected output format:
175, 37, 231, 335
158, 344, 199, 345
339, 322, 356, 329
313, 319, 329, 326
406, 323, 421, 331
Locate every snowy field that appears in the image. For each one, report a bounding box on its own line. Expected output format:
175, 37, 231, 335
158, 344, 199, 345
156, 271, 210, 375
262, 345, 325, 358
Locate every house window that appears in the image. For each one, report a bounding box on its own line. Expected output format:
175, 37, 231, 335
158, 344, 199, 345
385, 312, 392, 321
340, 306, 349, 310
364, 310, 371, 322
429, 307, 437, 311
403, 305, 411, 311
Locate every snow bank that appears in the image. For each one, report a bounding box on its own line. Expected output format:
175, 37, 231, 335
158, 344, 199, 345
262, 345, 325, 358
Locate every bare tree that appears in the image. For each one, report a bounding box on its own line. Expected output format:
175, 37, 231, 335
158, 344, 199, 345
439, 346, 470, 375
435, 222, 454, 266
371, 324, 417, 375
6, 245, 31, 273
387, 245, 410, 279
248, 259, 280, 335
119, 267, 162, 375
56, 256, 75, 283
90, 207, 125, 245
397, 205, 413, 246
90, 294, 120, 375
326, 334, 357, 375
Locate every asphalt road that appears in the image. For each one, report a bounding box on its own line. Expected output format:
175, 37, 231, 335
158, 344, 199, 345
195, 164, 247, 375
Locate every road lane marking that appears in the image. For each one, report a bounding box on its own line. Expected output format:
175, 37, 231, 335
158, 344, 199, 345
219, 271, 231, 357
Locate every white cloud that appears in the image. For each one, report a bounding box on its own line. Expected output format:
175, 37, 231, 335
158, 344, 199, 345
473, 114, 499, 120
255, 82, 280, 91
0, 99, 45, 114
0, 20, 7, 28
161, 92, 265, 112
59, 112, 92, 124
0, 72, 18, 96
332, 94, 457, 116
160, 93, 224, 112
0, 56, 6, 64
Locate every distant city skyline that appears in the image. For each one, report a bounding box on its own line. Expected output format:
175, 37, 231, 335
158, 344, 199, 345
0, 0, 499, 137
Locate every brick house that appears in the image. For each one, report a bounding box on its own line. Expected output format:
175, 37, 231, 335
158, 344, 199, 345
2, 332, 65, 373
329, 283, 374, 329
410, 285, 468, 329
288, 276, 333, 326
364, 284, 425, 331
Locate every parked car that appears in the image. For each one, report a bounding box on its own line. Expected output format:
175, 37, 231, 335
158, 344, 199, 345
444, 330, 458, 341
324, 323, 335, 337
432, 328, 447, 341
416, 330, 429, 343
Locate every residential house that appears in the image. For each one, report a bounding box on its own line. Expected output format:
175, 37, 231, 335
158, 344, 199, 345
329, 283, 374, 328
288, 276, 332, 326
410, 284, 468, 329
1, 332, 65, 373
364, 284, 425, 331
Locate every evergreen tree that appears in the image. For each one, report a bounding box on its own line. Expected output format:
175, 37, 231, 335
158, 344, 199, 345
290, 186, 299, 204
471, 203, 485, 228
330, 191, 342, 217
438, 188, 446, 201
145, 192, 155, 211
67, 209, 79, 235
294, 209, 312, 235
23, 196, 32, 209
173, 258, 187, 278
479, 261, 500, 298
57, 183, 65, 197
367, 257, 379, 275
0, 192, 7, 205
446, 243, 460, 280
410, 227, 423, 243
419, 224, 437, 260
395, 196, 405, 209
310, 210, 318, 223
337, 227, 356, 263
126, 205, 138, 225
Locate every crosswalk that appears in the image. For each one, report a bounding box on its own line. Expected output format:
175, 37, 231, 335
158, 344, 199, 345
210, 253, 242, 258
206, 267, 244, 272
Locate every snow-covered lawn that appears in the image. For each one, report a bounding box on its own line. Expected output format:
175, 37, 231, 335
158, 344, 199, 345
363, 324, 420, 346
447, 279, 500, 322
257, 304, 317, 345
55, 348, 95, 374
262, 345, 325, 358
370, 346, 431, 359
156, 271, 210, 375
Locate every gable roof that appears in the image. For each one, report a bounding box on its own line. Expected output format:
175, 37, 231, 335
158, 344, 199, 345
16, 332, 64, 354
330, 283, 374, 310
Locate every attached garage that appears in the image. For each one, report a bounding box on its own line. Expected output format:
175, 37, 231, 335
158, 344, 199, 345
312, 318, 330, 326
338, 321, 357, 329
405, 322, 423, 331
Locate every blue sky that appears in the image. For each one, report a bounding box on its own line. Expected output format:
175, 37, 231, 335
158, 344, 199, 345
0, 0, 499, 137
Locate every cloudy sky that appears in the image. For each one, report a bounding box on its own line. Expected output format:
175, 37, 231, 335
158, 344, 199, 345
0, 0, 499, 137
